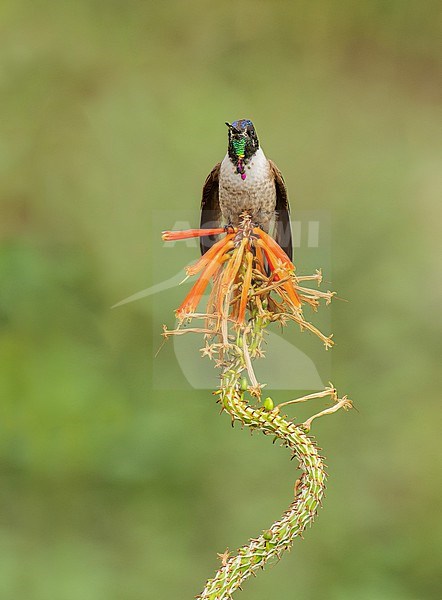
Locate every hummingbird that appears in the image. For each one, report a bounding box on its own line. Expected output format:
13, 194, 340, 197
199, 119, 292, 260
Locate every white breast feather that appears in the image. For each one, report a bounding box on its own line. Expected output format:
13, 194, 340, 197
218, 148, 276, 225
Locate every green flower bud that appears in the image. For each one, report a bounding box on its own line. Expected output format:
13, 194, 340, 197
240, 377, 248, 391
263, 397, 274, 411
263, 529, 273, 541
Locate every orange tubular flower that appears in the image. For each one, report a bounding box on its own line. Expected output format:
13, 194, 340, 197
164, 215, 308, 323
217, 238, 247, 316
237, 251, 254, 323
256, 239, 301, 308
162, 227, 227, 241
176, 245, 230, 318
225, 238, 247, 286
281, 280, 302, 309
254, 242, 266, 274
253, 228, 295, 271
186, 234, 235, 276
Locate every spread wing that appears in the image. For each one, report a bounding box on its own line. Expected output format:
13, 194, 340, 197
199, 162, 222, 255
269, 159, 293, 261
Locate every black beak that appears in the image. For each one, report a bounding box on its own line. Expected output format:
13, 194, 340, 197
225, 122, 241, 135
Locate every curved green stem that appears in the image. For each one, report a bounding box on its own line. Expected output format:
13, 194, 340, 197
197, 337, 326, 600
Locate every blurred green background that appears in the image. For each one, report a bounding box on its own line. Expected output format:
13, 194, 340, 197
0, 1, 440, 598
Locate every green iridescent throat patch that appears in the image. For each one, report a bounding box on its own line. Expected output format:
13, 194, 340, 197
232, 138, 246, 157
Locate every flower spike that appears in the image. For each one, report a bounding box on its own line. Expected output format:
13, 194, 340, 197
161, 212, 350, 599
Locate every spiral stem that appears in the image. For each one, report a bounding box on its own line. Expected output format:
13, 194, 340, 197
197, 338, 327, 600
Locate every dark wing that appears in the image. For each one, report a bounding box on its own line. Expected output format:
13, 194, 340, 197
199, 162, 222, 255
269, 159, 293, 261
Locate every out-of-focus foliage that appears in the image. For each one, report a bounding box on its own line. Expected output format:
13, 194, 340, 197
0, 1, 440, 598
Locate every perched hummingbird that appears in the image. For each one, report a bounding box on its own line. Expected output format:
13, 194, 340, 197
200, 119, 292, 260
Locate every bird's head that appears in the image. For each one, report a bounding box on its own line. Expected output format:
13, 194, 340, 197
226, 119, 259, 164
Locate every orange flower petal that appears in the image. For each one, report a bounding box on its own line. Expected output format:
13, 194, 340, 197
256, 239, 301, 307
237, 251, 253, 323
162, 228, 228, 241
253, 228, 295, 270
186, 234, 235, 276
176, 251, 227, 317
254, 243, 266, 274
217, 238, 247, 316
255, 239, 278, 278
281, 280, 301, 308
